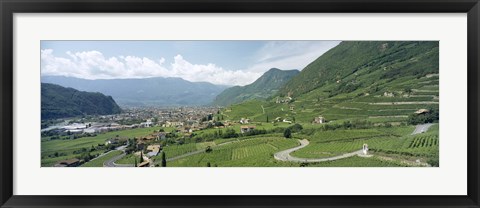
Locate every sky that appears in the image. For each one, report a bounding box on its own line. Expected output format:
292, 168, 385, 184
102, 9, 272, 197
41, 40, 340, 86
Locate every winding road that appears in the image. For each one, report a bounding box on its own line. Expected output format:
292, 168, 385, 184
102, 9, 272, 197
273, 123, 434, 163
102, 124, 434, 166
103, 153, 134, 167
274, 139, 365, 163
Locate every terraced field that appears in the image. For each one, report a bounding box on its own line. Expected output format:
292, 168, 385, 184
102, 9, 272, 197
169, 137, 300, 167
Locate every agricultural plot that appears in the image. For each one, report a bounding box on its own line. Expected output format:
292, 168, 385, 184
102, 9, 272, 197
168, 137, 299, 167
41, 126, 168, 166
306, 156, 407, 167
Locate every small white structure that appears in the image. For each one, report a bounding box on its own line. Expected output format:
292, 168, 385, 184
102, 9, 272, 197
362, 144, 369, 155
240, 118, 250, 124
314, 116, 325, 124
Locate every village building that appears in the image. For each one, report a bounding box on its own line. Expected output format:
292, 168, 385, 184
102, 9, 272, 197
54, 158, 80, 167
313, 116, 326, 124
289, 105, 295, 111
415, 109, 430, 114
140, 119, 153, 128
146, 144, 161, 157
138, 161, 150, 167
239, 118, 250, 124
240, 125, 256, 133
384, 91, 395, 97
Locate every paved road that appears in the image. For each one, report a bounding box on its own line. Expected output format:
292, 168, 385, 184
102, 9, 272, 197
274, 124, 434, 163
411, 123, 434, 135
274, 139, 364, 163
103, 152, 135, 167
102, 142, 134, 167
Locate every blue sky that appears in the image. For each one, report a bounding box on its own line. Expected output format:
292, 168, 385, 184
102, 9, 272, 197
41, 40, 340, 86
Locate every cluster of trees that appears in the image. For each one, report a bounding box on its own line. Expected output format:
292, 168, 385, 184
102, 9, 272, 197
283, 124, 303, 138
200, 114, 214, 122
301, 120, 373, 135
195, 127, 269, 142
124, 138, 140, 154
79, 152, 96, 163
328, 81, 362, 97
407, 109, 439, 125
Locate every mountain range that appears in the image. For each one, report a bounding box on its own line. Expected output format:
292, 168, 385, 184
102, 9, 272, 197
213, 68, 299, 106
41, 76, 229, 107
223, 41, 439, 124
42, 83, 122, 120
279, 41, 439, 97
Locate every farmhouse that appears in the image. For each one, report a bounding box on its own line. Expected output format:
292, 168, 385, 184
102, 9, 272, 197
147, 144, 161, 153
415, 109, 430, 114
239, 118, 250, 124
313, 116, 326, 124
240, 125, 256, 133
289, 105, 295, 111
54, 158, 80, 167
138, 161, 150, 167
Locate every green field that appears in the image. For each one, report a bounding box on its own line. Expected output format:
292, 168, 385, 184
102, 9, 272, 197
168, 137, 300, 167
81, 150, 123, 167
41, 126, 171, 166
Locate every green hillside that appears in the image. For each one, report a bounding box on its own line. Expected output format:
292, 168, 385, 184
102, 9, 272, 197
279, 41, 438, 97
223, 41, 439, 125
41, 83, 122, 120
213, 68, 299, 106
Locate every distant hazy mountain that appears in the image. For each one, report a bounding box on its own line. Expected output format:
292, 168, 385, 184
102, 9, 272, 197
42, 83, 122, 120
213, 68, 300, 106
41, 76, 228, 107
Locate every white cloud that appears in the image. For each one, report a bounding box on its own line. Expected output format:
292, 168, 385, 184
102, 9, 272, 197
41, 41, 339, 86
246, 41, 341, 74
41, 49, 259, 86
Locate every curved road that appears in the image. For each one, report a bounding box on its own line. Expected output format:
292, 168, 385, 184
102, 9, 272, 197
103, 153, 134, 167
274, 139, 364, 163
103, 124, 435, 166
274, 123, 434, 163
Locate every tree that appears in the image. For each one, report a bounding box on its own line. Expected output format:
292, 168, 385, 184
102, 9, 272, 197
134, 157, 137, 167
266, 115, 269, 123
205, 146, 213, 153
161, 151, 167, 167
140, 152, 144, 163
292, 117, 296, 123
283, 128, 292, 138
207, 162, 211, 167
404, 87, 413, 95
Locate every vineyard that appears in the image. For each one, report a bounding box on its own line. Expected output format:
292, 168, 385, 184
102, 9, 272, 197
169, 137, 299, 167
306, 156, 407, 167
289, 124, 438, 165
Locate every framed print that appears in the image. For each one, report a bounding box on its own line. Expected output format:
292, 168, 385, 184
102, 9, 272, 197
1, 0, 479, 207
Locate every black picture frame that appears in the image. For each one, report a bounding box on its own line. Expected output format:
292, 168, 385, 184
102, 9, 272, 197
1, 0, 479, 207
